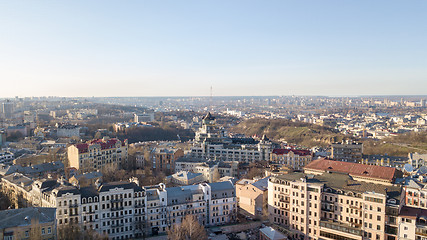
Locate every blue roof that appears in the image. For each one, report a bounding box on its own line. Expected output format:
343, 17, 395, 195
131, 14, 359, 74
252, 177, 270, 191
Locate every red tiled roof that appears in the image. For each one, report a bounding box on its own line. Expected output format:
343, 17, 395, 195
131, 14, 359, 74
272, 149, 311, 156
76, 143, 89, 153
400, 206, 427, 219
304, 158, 397, 182
74, 138, 122, 153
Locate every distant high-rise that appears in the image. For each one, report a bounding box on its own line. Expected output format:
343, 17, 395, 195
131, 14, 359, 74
2, 100, 14, 119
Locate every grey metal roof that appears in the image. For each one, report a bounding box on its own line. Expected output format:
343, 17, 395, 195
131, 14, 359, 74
0, 207, 56, 229
2, 173, 33, 188
174, 171, 202, 180
166, 185, 203, 205
80, 186, 99, 198
252, 177, 270, 191
0, 161, 63, 177
55, 185, 80, 197
98, 181, 138, 192
208, 181, 235, 199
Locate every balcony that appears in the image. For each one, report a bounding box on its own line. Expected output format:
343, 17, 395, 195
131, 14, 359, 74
69, 203, 79, 208
320, 219, 362, 236
111, 206, 124, 211
416, 225, 427, 237
111, 214, 124, 219
111, 223, 124, 228
321, 207, 334, 212
111, 199, 124, 203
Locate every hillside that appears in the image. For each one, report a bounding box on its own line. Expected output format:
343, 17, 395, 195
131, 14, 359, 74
231, 118, 345, 147
363, 132, 427, 156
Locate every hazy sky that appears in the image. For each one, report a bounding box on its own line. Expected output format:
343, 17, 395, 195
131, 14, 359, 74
1, 1, 426, 97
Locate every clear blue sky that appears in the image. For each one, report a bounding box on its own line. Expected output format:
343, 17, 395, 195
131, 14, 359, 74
0, 1, 426, 97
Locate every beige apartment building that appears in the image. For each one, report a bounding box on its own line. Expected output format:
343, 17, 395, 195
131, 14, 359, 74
151, 148, 184, 173
304, 158, 402, 186
270, 149, 312, 170
68, 137, 128, 173
236, 177, 269, 218
268, 171, 401, 240
0, 207, 56, 240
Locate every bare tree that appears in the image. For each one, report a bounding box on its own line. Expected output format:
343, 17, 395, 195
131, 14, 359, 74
58, 223, 109, 240
167, 215, 208, 240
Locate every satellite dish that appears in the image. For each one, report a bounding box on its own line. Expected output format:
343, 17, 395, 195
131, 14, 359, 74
404, 164, 414, 173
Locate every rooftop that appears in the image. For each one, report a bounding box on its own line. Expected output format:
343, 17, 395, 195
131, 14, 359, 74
0, 207, 56, 229
272, 148, 311, 156
304, 158, 399, 182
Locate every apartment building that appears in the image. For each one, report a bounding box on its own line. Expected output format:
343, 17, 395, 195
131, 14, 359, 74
0, 207, 56, 240
236, 177, 269, 218
68, 137, 128, 173
1, 173, 34, 208
167, 171, 204, 185
1, 176, 236, 239
190, 113, 275, 162
35, 180, 147, 240
270, 149, 312, 170
56, 124, 81, 138
207, 181, 237, 226
398, 206, 427, 240
0, 151, 14, 164
408, 152, 427, 169
331, 140, 363, 163
134, 113, 155, 123
151, 148, 184, 173
304, 158, 402, 186
175, 157, 239, 182
268, 172, 401, 240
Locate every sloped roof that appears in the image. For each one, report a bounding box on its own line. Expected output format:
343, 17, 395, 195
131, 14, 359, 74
166, 185, 203, 205
404, 179, 423, 189
0, 207, 56, 229
272, 148, 311, 156
304, 158, 397, 182
74, 138, 123, 153
400, 206, 427, 219
252, 177, 270, 191
174, 171, 202, 180
259, 226, 287, 240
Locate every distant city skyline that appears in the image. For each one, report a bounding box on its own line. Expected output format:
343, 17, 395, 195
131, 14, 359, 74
0, 1, 426, 97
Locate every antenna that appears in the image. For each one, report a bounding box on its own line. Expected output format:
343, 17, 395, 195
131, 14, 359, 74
210, 85, 213, 111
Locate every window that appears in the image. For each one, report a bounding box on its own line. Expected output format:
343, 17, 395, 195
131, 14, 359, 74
48, 227, 51, 234
42, 228, 46, 235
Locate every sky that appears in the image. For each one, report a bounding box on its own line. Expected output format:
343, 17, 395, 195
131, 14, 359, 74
0, 1, 426, 97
